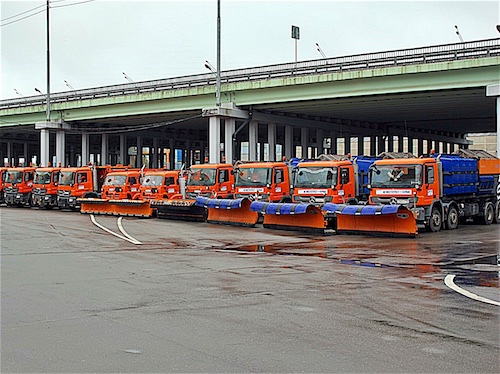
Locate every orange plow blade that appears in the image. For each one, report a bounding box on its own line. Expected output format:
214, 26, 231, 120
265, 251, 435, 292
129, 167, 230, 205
195, 197, 259, 226
322, 203, 417, 237
78, 198, 111, 215
107, 199, 153, 217
250, 202, 329, 234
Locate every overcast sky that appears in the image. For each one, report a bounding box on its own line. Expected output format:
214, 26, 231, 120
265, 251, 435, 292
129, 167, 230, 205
1, 0, 499, 100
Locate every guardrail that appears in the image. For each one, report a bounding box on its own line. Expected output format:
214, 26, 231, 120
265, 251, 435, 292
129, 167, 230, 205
1, 38, 499, 110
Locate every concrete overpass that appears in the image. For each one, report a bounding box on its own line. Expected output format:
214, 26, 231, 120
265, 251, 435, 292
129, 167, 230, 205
1, 38, 499, 167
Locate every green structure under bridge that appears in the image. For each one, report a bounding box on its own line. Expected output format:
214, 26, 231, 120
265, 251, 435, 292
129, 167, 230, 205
1, 38, 499, 167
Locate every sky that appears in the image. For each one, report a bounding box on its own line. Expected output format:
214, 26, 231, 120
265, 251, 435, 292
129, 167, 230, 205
1, 0, 499, 100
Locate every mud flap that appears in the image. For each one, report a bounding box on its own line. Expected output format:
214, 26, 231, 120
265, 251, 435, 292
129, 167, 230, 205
150, 199, 206, 221
195, 197, 259, 226
250, 202, 327, 234
323, 203, 418, 237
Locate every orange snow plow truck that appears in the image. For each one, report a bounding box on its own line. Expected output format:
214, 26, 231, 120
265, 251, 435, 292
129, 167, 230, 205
247, 155, 377, 233
31, 167, 61, 209
150, 163, 234, 221
195, 160, 293, 226
327, 150, 500, 237
3, 166, 36, 207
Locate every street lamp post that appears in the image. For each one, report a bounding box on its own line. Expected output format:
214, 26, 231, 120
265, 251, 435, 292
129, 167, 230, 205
454, 25, 464, 42
316, 42, 326, 58
216, 0, 221, 107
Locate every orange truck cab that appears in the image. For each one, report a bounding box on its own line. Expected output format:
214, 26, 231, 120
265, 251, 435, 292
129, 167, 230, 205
4, 167, 36, 206
233, 161, 292, 202
185, 163, 234, 199
139, 170, 180, 200
292, 159, 357, 205
57, 165, 127, 210
32, 167, 61, 208
0, 167, 7, 204
101, 170, 142, 200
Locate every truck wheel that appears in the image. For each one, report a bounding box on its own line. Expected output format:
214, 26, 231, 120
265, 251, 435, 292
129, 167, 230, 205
445, 206, 459, 230
478, 202, 494, 225
426, 207, 442, 232
494, 200, 500, 224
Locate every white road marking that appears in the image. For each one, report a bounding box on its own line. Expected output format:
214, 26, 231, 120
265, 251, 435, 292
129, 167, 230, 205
117, 217, 143, 245
90, 214, 142, 245
444, 274, 500, 306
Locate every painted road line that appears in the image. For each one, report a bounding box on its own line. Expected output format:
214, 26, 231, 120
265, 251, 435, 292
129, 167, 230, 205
444, 274, 500, 307
90, 214, 142, 245
117, 217, 143, 245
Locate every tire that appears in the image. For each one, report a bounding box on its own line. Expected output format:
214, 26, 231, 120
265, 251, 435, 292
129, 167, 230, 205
478, 202, 494, 225
494, 200, 500, 224
445, 205, 459, 230
425, 206, 442, 232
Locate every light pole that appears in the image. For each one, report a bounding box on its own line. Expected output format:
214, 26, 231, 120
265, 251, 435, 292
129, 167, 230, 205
205, 60, 216, 74
496, 25, 500, 33
14, 89, 23, 97
122, 72, 134, 83
45, 0, 51, 123
454, 25, 464, 42
216, 0, 221, 107
64, 80, 75, 90
315, 42, 326, 58
291, 25, 300, 63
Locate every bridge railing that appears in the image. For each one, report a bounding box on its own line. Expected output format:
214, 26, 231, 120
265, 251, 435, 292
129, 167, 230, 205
1, 38, 499, 110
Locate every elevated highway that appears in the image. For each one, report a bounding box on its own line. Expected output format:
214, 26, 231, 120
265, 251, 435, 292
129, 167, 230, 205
1, 38, 499, 167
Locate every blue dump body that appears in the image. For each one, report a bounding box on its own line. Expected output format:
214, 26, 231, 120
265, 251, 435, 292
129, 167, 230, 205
354, 156, 379, 198
435, 154, 480, 196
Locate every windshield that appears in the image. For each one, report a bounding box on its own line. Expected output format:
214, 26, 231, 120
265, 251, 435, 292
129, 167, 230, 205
294, 166, 337, 188
6, 171, 23, 184
188, 168, 216, 186
142, 175, 164, 186
34, 171, 52, 184
59, 171, 75, 186
104, 175, 127, 186
235, 167, 271, 187
370, 164, 422, 188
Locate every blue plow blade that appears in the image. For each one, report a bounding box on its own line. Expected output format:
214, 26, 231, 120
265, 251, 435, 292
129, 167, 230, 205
249, 201, 310, 215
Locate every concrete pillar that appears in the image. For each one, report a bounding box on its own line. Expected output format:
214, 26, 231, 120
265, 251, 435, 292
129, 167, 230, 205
407, 137, 414, 154
200, 141, 206, 165
40, 129, 50, 167
225, 118, 236, 163
284, 125, 293, 160
398, 136, 404, 152
377, 136, 385, 154
152, 137, 159, 168
101, 133, 108, 166
358, 136, 364, 156
56, 129, 65, 167
300, 128, 307, 158
370, 136, 377, 156
249, 120, 258, 161
209, 116, 221, 164
169, 138, 175, 169
119, 135, 127, 165
316, 129, 323, 157
81, 133, 89, 166
330, 131, 337, 154
497, 97, 500, 157
387, 135, 394, 152
136, 136, 143, 168
268, 123, 276, 161
344, 135, 351, 155
417, 138, 424, 157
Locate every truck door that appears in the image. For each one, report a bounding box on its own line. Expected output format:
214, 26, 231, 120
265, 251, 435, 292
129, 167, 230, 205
217, 168, 233, 197
338, 167, 354, 200
420, 163, 439, 205
76, 171, 92, 195
273, 167, 288, 202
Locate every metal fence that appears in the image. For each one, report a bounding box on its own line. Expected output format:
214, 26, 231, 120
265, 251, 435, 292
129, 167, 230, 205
1, 38, 499, 110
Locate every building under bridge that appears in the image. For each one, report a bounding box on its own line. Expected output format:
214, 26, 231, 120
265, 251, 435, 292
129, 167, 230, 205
1, 38, 499, 168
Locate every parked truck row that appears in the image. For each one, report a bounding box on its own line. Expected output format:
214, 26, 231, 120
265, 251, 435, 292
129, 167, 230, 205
1, 149, 499, 237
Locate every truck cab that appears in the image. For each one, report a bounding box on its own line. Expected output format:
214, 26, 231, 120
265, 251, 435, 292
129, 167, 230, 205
185, 163, 234, 199
4, 167, 36, 206
57, 167, 94, 210
101, 170, 142, 200
233, 161, 291, 202
293, 159, 356, 205
32, 167, 61, 208
139, 170, 180, 200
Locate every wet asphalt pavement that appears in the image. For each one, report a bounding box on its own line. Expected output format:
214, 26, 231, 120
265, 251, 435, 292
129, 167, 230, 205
1, 207, 499, 373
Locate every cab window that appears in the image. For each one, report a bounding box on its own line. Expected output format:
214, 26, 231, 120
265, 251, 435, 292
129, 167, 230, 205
77, 173, 88, 184
425, 166, 434, 184
275, 169, 284, 184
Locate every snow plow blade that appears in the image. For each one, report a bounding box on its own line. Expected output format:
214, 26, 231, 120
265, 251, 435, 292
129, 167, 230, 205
107, 199, 153, 217
150, 199, 206, 221
79, 198, 152, 217
323, 203, 417, 237
195, 197, 259, 226
250, 202, 328, 234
